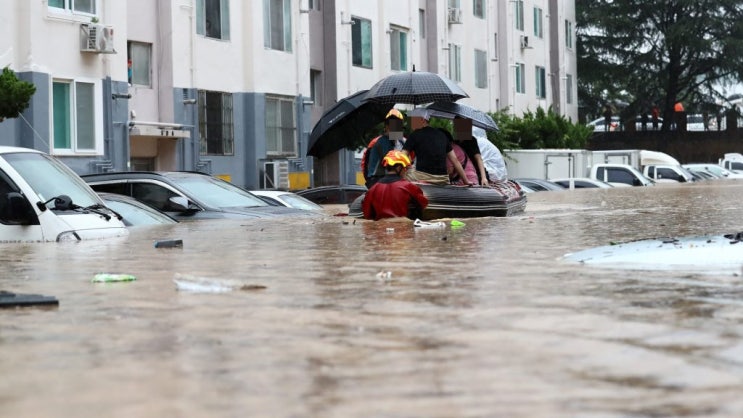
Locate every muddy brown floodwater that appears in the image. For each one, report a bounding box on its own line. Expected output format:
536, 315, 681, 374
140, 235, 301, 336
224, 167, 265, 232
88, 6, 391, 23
2, 181, 743, 417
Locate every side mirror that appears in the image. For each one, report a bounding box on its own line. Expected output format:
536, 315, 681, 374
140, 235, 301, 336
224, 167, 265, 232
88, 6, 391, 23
5, 192, 38, 225
167, 196, 190, 212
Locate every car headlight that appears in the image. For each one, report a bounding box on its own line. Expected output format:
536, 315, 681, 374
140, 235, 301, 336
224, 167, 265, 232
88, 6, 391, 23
56, 231, 81, 242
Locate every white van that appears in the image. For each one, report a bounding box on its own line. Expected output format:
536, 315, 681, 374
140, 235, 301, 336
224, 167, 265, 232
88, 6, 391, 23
0, 146, 127, 242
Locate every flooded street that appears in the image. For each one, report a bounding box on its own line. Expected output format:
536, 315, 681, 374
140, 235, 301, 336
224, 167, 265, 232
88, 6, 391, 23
3, 181, 743, 417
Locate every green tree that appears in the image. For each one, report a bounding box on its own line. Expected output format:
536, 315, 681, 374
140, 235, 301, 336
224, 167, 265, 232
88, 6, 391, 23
577, 0, 743, 130
489, 107, 592, 150
0, 67, 36, 122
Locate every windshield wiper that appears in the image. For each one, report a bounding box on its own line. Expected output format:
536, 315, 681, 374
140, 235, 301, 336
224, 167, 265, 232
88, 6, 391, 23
38, 195, 121, 221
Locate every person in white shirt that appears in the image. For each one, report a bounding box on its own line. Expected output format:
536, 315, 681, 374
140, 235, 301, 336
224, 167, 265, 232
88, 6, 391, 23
472, 127, 507, 182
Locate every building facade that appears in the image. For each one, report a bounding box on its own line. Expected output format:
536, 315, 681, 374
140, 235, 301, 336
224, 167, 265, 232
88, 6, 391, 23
0, 0, 576, 190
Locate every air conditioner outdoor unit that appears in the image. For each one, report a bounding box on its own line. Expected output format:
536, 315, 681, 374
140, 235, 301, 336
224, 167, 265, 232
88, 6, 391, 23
262, 160, 290, 189
520, 35, 530, 49
80, 23, 116, 54
447, 7, 462, 24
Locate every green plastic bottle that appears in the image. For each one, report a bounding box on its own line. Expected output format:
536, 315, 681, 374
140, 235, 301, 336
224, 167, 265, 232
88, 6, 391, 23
92, 273, 137, 283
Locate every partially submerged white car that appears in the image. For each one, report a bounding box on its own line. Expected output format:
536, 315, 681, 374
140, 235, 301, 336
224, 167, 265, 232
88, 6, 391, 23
0, 146, 127, 242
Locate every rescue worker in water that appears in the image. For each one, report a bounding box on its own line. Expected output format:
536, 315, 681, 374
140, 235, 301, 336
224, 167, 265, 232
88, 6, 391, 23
362, 150, 428, 221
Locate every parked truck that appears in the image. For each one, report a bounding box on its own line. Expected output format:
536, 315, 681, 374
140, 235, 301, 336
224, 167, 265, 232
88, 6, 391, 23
719, 153, 743, 173
503, 149, 691, 187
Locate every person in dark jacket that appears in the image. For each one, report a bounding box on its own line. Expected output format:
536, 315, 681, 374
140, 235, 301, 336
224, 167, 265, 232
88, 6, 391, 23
362, 150, 428, 221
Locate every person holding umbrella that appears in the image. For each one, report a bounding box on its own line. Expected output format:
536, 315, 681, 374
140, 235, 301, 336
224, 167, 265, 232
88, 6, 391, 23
362, 150, 428, 221
403, 110, 471, 186
363, 109, 407, 188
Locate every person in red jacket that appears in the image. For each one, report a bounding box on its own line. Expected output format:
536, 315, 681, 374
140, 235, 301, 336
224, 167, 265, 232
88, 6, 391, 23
362, 150, 428, 221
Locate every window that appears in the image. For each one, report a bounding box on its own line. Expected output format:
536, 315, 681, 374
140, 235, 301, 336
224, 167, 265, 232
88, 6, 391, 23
565, 20, 573, 48
566, 74, 573, 104
493, 33, 498, 61
514, 0, 524, 31
264, 0, 292, 51
475, 49, 487, 88
535, 66, 546, 99
390, 27, 408, 71
448, 44, 461, 82
127, 42, 151, 87
52, 80, 97, 153
310, 70, 321, 103
473, 0, 484, 18
448, 0, 461, 9
48, 0, 96, 14
515, 63, 525, 94
419, 9, 425, 39
533, 7, 543, 38
196, 0, 230, 40
351, 17, 373, 68
198, 90, 234, 156
266, 96, 297, 156
308, 0, 320, 10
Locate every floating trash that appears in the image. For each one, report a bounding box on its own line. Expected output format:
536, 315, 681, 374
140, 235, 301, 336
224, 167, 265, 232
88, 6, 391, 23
450, 220, 466, 228
414, 219, 445, 229
154, 239, 183, 248
0, 291, 59, 308
92, 273, 137, 283
173, 273, 267, 293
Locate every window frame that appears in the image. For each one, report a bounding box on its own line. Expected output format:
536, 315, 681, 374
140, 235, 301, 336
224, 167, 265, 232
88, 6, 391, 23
474, 49, 487, 89
351, 17, 373, 69
565, 19, 573, 49
533, 7, 543, 38
389, 26, 408, 71
515, 63, 525, 94
48, 0, 97, 16
473, 0, 485, 19
198, 90, 235, 156
196, 0, 231, 41
127, 41, 152, 87
50, 78, 103, 156
448, 43, 462, 82
535, 65, 546, 99
566, 74, 573, 104
265, 95, 298, 157
264, 0, 292, 51
514, 0, 524, 31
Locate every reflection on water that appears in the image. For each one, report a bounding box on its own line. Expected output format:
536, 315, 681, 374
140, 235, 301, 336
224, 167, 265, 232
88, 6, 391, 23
2, 181, 743, 417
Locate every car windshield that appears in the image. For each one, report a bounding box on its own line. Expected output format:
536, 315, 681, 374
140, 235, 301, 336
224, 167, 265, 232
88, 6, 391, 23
170, 175, 268, 208
103, 198, 176, 226
3, 152, 100, 208
279, 194, 323, 210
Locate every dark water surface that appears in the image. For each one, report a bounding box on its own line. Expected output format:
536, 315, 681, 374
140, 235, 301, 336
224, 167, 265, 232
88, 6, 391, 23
2, 181, 743, 417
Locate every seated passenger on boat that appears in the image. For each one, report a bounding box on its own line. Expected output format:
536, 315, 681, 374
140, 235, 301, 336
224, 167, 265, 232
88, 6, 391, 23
362, 151, 428, 221
403, 110, 471, 186
449, 117, 489, 186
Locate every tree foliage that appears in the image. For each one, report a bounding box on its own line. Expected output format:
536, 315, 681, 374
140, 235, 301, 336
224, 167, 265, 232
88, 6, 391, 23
489, 107, 592, 150
577, 0, 743, 130
0, 67, 36, 121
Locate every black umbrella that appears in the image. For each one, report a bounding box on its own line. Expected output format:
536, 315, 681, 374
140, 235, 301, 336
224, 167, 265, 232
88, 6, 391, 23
422, 102, 499, 132
307, 90, 394, 158
363, 71, 469, 105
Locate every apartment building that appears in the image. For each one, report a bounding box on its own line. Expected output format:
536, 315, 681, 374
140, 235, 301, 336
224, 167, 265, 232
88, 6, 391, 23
0, 0, 575, 189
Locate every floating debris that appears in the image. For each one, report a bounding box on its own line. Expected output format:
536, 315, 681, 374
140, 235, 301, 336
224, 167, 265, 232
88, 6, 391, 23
173, 273, 266, 293
92, 273, 137, 283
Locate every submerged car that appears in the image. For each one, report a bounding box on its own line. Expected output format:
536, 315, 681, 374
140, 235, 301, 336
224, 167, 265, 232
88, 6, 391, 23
0, 146, 127, 242
98, 192, 177, 226
512, 178, 566, 192
551, 178, 614, 189
82, 172, 324, 221
295, 185, 367, 205
250, 190, 324, 211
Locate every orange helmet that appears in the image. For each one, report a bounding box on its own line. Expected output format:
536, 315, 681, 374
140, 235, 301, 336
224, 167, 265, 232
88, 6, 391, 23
382, 150, 411, 168
385, 108, 404, 121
